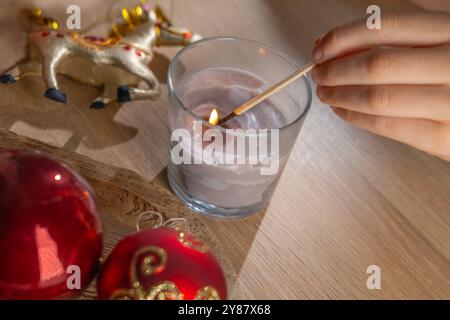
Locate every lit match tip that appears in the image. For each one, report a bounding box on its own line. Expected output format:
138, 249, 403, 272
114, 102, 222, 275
208, 108, 219, 126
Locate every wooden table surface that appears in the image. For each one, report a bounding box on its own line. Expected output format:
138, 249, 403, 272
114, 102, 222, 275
0, 0, 449, 299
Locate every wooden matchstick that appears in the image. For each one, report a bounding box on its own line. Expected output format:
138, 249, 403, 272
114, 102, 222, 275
218, 61, 316, 125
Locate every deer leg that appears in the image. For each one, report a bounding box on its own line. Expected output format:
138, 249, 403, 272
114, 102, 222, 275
16, 61, 42, 80
1, 41, 46, 84
1, 63, 42, 84
116, 62, 161, 103
0, 62, 18, 83
43, 49, 69, 104
90, 83, 117, 109
0, 74, 17, 84
1, 42, 43, 84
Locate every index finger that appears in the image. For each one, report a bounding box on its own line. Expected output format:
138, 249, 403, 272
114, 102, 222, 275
313, 12, 450, 63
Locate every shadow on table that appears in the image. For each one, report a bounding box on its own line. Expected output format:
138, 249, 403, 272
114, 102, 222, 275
0, 52, 171, 151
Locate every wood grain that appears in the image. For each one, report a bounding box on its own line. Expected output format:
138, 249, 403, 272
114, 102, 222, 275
0, 0, 449, 299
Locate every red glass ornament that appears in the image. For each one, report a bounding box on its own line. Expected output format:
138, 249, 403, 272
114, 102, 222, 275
97, 227, 227, 300
0, 150, 103, 299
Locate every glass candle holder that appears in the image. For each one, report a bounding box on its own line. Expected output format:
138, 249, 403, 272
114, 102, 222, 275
167, 37, 312, 219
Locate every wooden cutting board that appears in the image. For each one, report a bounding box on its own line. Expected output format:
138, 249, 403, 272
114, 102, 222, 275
0, 129, 240, 299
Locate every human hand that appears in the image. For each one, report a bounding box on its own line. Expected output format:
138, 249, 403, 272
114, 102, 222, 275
312, 12, 450, 161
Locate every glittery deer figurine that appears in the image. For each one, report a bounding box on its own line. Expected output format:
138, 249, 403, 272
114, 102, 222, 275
0, 5, 201, 109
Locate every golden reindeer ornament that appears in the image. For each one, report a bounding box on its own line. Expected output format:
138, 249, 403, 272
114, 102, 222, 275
0, 5, 201, 109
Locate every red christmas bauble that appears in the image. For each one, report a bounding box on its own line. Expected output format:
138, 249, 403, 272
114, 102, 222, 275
97, 227, 227, 300
0, 150, 103, 299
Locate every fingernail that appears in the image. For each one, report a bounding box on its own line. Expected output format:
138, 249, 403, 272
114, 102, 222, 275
311, 67, 321, 84
314, 33, 325, 45
313, 46, 323, 62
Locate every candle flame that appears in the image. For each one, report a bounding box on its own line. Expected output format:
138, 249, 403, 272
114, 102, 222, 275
208, 108, 219, 126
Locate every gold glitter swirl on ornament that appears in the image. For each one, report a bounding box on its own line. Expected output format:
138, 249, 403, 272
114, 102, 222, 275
110, 288, 134, 300
110, 281, 185, 301
178, 231, 209, 253
130, 246, 167, 280
110, 245, 168, 300
146, 281, 184, 300
194, 286, 221, 300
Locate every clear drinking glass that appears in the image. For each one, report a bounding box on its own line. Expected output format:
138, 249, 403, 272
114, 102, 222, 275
167, 37, 312, 219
